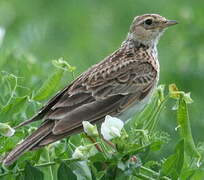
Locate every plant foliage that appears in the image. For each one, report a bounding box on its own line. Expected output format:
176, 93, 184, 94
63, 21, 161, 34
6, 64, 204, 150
0, 59, 203, 180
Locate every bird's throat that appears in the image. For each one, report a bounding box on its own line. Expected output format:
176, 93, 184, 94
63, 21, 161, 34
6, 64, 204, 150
126, 32, 158, 50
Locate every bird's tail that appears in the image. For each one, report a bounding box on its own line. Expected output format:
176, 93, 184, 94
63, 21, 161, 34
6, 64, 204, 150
2, 121, 54, 166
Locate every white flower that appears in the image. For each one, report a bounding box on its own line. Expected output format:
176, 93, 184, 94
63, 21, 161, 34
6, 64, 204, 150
0, 123, 15, 137
82, 121, 98, 137
72, 146, 84, 159
101, 115, 124, 141
72, 145, 97, 159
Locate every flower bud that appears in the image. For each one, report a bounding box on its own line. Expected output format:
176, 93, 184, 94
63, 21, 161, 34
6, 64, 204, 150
72, 145, 96, 159
82, 121, 98, 137
0, 123, 15, 137
72, 146, 84, 159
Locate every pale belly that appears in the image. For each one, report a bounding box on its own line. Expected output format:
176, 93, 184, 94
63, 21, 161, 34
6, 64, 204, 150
118, 76, 159, 122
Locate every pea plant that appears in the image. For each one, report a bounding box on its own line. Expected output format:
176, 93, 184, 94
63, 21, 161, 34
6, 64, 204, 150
0, 59, 203, 180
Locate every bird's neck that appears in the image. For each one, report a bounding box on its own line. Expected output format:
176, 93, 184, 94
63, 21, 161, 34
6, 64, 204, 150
121, 33, 158, 63
124, 33, 158, 50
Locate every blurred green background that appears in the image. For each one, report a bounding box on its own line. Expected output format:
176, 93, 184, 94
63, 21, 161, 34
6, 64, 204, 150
0, 0, 204, 155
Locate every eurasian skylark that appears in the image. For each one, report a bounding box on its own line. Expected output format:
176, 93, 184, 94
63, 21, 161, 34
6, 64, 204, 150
3, 14, 177, 165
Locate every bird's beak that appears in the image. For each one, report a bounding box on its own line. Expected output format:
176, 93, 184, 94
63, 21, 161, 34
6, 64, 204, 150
163, 20, 178, 27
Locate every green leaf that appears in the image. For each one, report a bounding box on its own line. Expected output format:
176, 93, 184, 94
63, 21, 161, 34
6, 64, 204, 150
89, 153, 106, 163
33, 68, 64, 101
57, 162, 77, 180
177, 97, 201, 159
180, 169, 196, 180
70, 161, 92, 180
0, 96, 28, 114
185, 169, 204, 180
0, 96, 28, 121
16, 173, 24, 180
31, 149, 44, 164
149, 141, 162, 151
161, 140, 184, 179
24, 162, 44, 180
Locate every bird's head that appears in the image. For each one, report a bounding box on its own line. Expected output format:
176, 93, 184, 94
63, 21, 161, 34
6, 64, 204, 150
129, 14, 178, 46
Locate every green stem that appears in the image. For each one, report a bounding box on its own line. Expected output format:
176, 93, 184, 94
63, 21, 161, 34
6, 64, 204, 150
5, 75, 18, 106
0, 162, 54, 177
35, 161, 56, 168
160, 176, 171, 180
145, 95, 169, 132
134, 173, 155, 180
87, 135, 103, 152
46, 147, 54, 180
0, 158, 72, 177
102, 137, 116, 149
140, 166, 159, 177
140, 166, 171, 180
99, 139, 109, 159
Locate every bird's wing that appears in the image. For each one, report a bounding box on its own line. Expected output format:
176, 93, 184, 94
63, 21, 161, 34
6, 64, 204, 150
17, 48, 157, 135
81, 59, 157, 98
50, 55, 157, 134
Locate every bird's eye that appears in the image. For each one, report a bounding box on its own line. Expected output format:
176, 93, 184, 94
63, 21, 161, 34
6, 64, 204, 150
144, 19, 153, 25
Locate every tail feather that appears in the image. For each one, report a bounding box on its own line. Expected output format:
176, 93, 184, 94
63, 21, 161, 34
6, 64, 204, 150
3, 121, 54, 166
31, 127, 82, 150
31, 118, 104, 150
14, 115, 41, 129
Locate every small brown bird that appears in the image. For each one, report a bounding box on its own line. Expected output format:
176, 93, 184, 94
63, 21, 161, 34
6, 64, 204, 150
3, 14, 177, 165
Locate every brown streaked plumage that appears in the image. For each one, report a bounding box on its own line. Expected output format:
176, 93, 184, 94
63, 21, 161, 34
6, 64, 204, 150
3, 14, 177, 165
